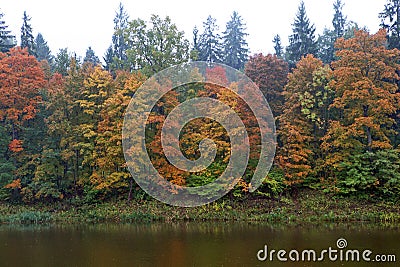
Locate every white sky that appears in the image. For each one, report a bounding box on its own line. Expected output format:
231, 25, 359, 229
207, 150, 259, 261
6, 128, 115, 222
1, 0, 387, 61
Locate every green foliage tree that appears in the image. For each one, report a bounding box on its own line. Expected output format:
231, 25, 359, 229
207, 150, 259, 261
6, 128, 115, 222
222, 11, 249, 70
125, 15, 189, 75
109, 2, 130, 71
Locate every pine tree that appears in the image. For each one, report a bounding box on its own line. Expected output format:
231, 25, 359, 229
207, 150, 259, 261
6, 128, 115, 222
35, 33, 53, 63
21, 11, 35, 56
273, 34, 284, 58
54, 48, 71, 76
286, 1, 317, 68
0, 10, 15, 52
83, 46, 100, 66
198, 16, 223, 64
379, 0, 400, 49
222, 11, 249, 70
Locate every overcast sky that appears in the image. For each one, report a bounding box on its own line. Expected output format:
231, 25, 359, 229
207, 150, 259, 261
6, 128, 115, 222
1, 0, 387, 61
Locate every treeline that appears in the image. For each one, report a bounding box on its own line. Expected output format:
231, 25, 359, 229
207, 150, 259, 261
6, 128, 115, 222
0, 0, 399, 203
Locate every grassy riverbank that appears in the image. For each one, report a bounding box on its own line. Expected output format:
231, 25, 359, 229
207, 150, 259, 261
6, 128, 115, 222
0, 189, 399, 225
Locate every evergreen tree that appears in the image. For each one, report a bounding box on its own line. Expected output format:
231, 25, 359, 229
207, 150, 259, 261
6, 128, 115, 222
286, 1, 317, 68
273, 34, 284, 58
21, 11, 35, 56
198, 15, 223, 64
332, 0, 346, 38
191, 26, 200, 61
83, 46, 100, 66
111, 2, 129, 70
317, 0, 347, 64
103, 45, 114, 71
222, 11, 249, 70
0, 10, 15, 52
54, 48, 71, 76
379, 0, 400, 49
35, 33, 53, 63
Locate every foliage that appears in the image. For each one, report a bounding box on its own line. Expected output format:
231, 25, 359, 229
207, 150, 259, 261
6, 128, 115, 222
0, 10, 15, 52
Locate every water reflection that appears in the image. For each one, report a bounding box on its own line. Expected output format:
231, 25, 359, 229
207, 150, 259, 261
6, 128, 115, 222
0, 222, 398, 266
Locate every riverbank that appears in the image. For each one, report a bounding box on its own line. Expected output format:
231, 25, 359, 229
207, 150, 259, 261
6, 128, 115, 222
0, 189, 399, 224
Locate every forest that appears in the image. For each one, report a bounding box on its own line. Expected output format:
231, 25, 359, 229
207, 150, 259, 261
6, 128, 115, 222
0, 0, 400, 207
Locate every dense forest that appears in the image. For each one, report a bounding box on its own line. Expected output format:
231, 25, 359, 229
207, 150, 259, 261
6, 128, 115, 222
0, 0, 400, 205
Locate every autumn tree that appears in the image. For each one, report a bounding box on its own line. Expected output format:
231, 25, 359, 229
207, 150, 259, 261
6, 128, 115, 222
277, 55, 333, 187
244, 53, 289, 117
0, 47, 45, 198
322, 30, 400, 191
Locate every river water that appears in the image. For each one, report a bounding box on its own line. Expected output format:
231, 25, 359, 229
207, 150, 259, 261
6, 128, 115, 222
0, 222, 398, 266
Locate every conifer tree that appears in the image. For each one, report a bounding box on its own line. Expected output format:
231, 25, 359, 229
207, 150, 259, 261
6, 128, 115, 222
286, 1, 317, 67
35, 33, 53, 63
222, 11, 249, 70
198, 16, 223, 64
0, 10, 15, 52
21, 11, 35, 56
273, 34, 284, 58
380, 0, 400, 49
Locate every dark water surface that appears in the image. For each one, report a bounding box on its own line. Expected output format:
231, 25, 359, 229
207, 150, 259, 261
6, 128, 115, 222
0, 222, 398, 266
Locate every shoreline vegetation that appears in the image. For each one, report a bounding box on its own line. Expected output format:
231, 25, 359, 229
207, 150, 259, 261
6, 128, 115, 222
1, 189, 399, 225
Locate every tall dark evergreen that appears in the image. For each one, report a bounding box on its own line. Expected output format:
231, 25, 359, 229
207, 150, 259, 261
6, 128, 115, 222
317, 0, 347, 64
273, 34, 284, 58
286, 1, 317, 67
332, 0, 346, 38
35, 33, 53, 63
83, 46, 100, 66
111, 2, 129, 70
103, 45, 114, 70
379, 0, 400, 49
191, 26, 201, 60
21, 11, 35, 55
222, 11, 249, 70
198, 15, 223, 64
0, 10, 15, 52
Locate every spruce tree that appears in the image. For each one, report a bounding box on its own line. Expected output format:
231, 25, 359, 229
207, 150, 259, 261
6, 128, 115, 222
35, 33, 53, 63
317, 0, 346, 64
112, 2, 129, 70
198, 15, 223, 64
379, 0, 400, 49
273, 34, 284, 58
222, 11, 249, 70
83, 46, 100, 66
21, 11, 35, 56
103, 45, 114, 71
0, 10, 15, 52
332, 0, 346, 38
286, 1, 317, 67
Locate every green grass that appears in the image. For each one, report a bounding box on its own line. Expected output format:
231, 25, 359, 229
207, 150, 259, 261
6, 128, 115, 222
0, 189, 399, 225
